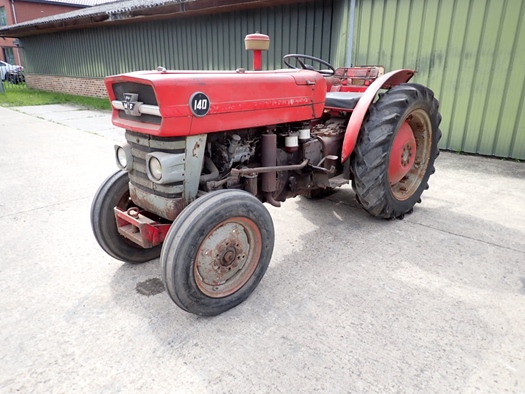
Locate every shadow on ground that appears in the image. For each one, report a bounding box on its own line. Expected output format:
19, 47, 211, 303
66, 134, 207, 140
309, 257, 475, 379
107, 185, 525, 392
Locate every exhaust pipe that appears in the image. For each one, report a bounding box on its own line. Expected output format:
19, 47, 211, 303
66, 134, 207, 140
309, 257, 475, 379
261, 133, 280, 207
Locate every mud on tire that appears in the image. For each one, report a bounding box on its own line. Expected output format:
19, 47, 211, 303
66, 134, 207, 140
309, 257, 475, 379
351, 83, 442, 219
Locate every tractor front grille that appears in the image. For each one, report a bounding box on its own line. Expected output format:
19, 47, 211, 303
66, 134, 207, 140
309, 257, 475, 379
125, 130, 184, 199
113, 82, 161, 124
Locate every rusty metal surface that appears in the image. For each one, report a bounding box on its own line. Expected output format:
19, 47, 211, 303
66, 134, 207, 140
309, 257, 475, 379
261, 133, 277, 193
390, 109, 433, 202
231, 160, 309, 176
114, 207, 171, 248
316, 134, 344, 171
302, 139, 323, 169
183, 134, 207, 205
129, 183, 184, 221
125, 130, 185, 198
244, 175, 258, 196
194, 217, 262, 298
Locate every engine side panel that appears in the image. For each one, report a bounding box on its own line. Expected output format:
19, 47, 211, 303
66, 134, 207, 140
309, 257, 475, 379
105, 70, 327, 137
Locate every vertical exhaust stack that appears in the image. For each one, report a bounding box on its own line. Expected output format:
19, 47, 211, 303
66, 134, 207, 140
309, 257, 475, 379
244, 32, 270, 71
261, 133, 280, 207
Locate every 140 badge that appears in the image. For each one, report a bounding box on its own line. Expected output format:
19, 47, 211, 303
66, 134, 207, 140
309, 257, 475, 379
189, 92, 210, 117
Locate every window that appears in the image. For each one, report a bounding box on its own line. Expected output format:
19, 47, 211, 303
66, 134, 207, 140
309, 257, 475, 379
3, 48, 15, 64
0, 7, 7, 27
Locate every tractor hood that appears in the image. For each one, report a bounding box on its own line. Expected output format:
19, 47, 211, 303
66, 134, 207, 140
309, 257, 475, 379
105, 69, 327, 137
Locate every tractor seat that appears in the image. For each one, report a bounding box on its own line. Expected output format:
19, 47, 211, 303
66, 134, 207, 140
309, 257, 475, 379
324, 92, 364, 110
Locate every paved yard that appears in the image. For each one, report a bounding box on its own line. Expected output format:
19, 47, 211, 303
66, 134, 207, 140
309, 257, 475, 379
1, 105, 524, 393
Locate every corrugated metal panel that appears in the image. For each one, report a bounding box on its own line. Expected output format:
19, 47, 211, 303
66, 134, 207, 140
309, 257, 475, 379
20, 0, 338, 77
353, 0, 525, 159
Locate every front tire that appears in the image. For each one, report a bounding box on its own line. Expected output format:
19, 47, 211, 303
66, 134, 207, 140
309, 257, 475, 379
90, 170, 162, 263
161, 189, 275, 316
351, 83, 442, 219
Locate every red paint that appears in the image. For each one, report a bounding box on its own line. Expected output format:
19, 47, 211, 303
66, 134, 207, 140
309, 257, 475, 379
340, 69, 415, 162
388, 122, 416, 184
105, 70, 327, 137
114, 208, 170, 248
253, 50, 262, 71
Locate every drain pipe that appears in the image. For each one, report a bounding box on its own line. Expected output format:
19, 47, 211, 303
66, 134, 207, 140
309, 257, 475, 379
346, 0, 356, 67
11, 0, 21, 65
11, 0, 18, 24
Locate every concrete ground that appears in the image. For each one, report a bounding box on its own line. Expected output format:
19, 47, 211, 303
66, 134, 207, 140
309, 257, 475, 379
1, 104, 524, 393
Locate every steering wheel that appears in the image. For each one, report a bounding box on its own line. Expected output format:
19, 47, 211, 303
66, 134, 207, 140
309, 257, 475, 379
283, 54, 335, 77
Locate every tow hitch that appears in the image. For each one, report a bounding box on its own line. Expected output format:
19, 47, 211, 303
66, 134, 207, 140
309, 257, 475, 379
114, 207, 170, 248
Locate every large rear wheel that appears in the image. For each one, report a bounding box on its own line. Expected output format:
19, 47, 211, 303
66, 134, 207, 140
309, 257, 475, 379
161, 189, 274, 316
90, 170, 162, 263
351, 83, 442, 219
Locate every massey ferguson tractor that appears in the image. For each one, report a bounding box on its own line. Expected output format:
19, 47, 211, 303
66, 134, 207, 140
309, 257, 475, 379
91, 33, 441, 316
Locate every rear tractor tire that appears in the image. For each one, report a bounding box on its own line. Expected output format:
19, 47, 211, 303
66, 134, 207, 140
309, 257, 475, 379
90, 170, 162, 263
161, 189, 275, 316
351, 83, 442, 219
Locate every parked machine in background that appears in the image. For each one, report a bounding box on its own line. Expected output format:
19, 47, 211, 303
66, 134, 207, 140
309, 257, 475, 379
0, 60, 24, 83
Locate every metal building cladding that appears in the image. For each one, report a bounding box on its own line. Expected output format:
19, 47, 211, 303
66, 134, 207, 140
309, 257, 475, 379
0, 0, 523, 159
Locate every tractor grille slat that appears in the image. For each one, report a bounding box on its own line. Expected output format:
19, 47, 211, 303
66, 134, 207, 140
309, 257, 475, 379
113, 83, 161, 124
125, 130, 185, 199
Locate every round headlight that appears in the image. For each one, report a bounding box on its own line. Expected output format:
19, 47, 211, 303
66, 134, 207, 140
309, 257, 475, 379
149, 157, 162, 180
116, 147, 127, 168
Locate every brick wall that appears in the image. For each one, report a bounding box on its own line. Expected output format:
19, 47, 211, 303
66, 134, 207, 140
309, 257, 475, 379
1, 0, 82, 64
25, 74, 108, 98
15, 2, 82, 23
1, 0, 16, 62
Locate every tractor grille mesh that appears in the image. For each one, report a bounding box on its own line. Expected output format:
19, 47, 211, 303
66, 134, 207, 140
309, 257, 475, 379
113, 82, 161, 124
125, 130, 184, 198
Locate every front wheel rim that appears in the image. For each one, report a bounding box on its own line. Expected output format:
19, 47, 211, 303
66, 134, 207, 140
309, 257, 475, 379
194, 217, 262, 298
390, 109, 433, 201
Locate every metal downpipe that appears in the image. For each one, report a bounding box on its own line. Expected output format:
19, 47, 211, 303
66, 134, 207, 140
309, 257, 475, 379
346, 0, 356, 67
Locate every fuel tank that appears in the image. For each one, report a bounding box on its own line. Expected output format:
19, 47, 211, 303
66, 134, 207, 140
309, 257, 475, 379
105, 69, 327, 137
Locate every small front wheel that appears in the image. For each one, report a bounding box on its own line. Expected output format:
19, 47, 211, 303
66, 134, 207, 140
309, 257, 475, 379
161, 190, 275, 316
90, 170, 162, 263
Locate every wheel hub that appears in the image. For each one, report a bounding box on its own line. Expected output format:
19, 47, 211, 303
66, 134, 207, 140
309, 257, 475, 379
401, 144, 412, 167
194, 218, 261, 297
220, 248, 237, 266
389, 121, 417, 185
389, 109, 433, 201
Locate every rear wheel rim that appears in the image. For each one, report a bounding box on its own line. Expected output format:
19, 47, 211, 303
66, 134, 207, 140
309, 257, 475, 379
194, 217, 262, 298
390, 109, 432, 201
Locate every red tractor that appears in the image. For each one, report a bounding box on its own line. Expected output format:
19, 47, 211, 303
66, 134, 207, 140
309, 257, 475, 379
91, 33, 441, 316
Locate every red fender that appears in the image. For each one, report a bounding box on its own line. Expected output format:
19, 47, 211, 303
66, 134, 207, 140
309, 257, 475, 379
341, 69, 416, 163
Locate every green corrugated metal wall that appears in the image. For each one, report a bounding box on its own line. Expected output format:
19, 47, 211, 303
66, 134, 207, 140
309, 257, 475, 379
18, 0, 525, 159
353, 0, 525, 159
21, 0, 343, 77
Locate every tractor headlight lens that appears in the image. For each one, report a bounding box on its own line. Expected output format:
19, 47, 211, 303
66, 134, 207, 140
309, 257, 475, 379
145, 152, 185, 184
114, 143, 132, 171
149, 157, 162, 180
116, 147, 127, 168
